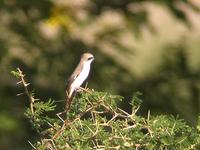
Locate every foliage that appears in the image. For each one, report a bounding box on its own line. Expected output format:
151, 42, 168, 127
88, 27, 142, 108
0, 0, 200, 149
12, 69, 200, 149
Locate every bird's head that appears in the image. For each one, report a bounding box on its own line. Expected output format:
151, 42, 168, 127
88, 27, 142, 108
81, 52, 94, 64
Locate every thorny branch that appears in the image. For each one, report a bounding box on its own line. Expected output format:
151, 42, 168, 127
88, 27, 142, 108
44, 90, 142, 150
16, 68, 35, 115
13, 69, 144, 149
51, 90, 103, 142
13, 69, 200, 150
51, 106, 94, 141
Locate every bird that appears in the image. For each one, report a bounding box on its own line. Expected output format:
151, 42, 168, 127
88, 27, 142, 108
65, 52, 94, 111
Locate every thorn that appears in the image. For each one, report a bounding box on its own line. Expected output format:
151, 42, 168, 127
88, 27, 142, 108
17, 81, 22, 85
56, 112, 65, 123
147, 110, 150, 121
85, 82, 88, 88
25, 83, 30, 87
47, 122, 53, 128
118, 108, 130, 116
34, 98, 40, 101
17, 92, 24, 96
28, 140, 36, 150
55, 99, 65, 103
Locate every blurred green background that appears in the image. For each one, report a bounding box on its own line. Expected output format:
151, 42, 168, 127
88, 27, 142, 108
0, 0, 200, 149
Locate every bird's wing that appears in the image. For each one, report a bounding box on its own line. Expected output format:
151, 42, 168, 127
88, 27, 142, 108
66, 62, 83, 89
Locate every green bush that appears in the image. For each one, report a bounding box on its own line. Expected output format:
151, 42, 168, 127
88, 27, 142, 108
12, 68, 200, 150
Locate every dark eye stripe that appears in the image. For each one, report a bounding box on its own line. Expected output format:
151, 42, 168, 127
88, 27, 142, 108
88, 57, 94, 60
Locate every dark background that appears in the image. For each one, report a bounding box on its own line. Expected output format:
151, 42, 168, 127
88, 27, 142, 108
0, 0, 199, 149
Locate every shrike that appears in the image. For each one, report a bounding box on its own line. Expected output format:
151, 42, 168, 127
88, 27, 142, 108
66, 52, 94, 111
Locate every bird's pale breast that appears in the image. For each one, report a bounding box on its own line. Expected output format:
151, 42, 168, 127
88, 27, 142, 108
71, 62, 91, 90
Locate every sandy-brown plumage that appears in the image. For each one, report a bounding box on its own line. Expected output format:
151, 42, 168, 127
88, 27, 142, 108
65, 52, 94, 111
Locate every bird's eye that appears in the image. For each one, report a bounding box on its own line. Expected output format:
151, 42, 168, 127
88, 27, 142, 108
88, 57, 94, 60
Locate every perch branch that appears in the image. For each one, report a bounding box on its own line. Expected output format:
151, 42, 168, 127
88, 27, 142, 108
17, 68, 35, 115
